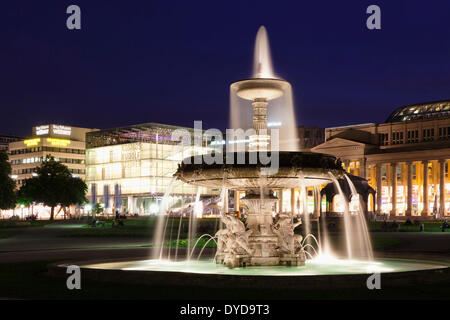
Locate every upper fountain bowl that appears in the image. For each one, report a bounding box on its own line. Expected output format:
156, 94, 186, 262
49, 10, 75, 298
231, 78, 290, 101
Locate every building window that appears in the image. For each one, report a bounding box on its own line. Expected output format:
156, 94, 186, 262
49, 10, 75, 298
423, 128, 434, 141
380, 133, 389, 145
392, 131, 404, 145
438, 127, 450, 140
412, 164, 417, 180
407, 130, 418, 143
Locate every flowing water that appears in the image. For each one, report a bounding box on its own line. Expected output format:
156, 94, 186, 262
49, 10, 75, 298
151, 177, 176, 260
229, 26, 298, 152
328, 172, 374, 260
329, 172, 354, 259
344, 174, 374, 260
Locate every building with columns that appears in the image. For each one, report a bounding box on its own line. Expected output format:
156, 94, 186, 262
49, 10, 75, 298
312, 99, 450, 219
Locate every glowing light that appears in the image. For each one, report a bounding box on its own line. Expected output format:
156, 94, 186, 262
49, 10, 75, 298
36, 125, 49, 135
210, 139, 251, 146
47, 138, 71, 147
194, 201, 203, 218
85, 204, 92, 212
149, 203, 159, 214
24, 138, 41, 146
52, 125, 71, 136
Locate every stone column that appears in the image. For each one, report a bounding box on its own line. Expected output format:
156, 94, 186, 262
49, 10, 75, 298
422, 160, 429, 216
406, 162, 413, 217
250, 98, 269, 151
376, 164, 382, 214
439, 160, 446, 217
290, 188, 296, 215
359, 158, 367, 179
390, 163, 397, 217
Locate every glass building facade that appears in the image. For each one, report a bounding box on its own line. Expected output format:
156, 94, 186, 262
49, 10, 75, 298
85, 122, 218, 215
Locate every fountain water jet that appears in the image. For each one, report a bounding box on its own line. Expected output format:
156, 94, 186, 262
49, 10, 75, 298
230, 26, 298, 152
253, 26, 275, 79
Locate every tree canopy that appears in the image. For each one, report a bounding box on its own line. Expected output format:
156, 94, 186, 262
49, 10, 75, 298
18, 155, 87, 219
0, 150, 16, 209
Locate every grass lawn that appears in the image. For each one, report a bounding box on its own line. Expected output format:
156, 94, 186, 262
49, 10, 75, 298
59, 217, 220, 239
0, 220, 54, 228
0, 260, 448, 300
0, 229, 22, 239
368, 220, 446, 232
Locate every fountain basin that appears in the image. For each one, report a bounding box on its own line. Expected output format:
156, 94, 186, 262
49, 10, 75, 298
49, 258, 450, 290
79, 258, 448, 276
175, 151, 344, 190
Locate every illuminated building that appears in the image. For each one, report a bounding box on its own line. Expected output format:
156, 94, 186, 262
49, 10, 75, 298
0, 135, 22, 151
8, 124, 97, 186
85, 122, 217, 215
312, 99, 450, 219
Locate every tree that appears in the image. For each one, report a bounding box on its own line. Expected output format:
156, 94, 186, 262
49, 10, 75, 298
0, 150, 16, 209
18, 156, 87, 220
16, 178, 38, 207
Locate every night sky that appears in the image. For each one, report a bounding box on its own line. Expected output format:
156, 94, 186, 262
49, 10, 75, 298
1, 1, 450, 137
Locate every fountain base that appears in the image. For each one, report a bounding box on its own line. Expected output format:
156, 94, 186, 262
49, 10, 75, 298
214, 191, 306, 268
279, 253, 306, 267
215, 253, 305, 267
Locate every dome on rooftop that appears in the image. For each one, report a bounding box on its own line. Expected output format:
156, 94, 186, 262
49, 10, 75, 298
386, 99, 450, 122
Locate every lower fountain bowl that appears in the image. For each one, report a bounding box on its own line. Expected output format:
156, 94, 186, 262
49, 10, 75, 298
49, 258, 450, 290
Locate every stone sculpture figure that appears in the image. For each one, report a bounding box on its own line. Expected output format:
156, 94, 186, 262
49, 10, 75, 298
227, 214, 253, 255
216, 213, 253, 267
272, 214, 303, 255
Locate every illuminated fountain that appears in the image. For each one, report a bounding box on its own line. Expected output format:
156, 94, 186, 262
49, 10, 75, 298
174, 26, 370, 267
70, 27, 449, 281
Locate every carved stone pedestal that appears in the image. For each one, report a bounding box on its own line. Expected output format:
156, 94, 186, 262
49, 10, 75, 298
279, 252, 306, 266
216, 254, 251, 268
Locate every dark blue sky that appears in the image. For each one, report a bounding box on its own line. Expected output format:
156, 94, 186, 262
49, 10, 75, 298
1, 1, 450, 137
